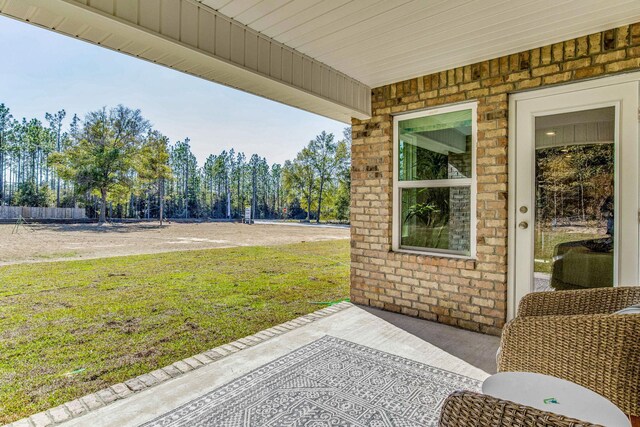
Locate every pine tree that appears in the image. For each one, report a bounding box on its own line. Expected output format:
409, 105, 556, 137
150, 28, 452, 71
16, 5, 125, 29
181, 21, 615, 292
137, 130, 172, 225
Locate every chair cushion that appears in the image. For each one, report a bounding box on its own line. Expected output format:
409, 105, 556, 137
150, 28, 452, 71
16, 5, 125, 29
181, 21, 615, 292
615, 303, 640, 315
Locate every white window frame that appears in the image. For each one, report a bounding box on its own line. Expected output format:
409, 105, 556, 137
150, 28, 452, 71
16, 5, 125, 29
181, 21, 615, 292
392, 101, 477, 259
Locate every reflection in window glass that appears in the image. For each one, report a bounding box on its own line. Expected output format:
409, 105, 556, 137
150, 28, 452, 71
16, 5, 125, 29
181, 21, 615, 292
534, 107, 615, 291
401, 187, 471, 254
398, 109, 472, 181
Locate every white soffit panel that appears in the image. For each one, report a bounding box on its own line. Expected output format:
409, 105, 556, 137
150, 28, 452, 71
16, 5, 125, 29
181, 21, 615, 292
200, 0, 640, 88
0, 0, 371, 123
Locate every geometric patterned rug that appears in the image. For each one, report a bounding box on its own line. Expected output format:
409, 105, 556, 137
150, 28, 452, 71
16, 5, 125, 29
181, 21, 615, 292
139, 336, 481, 427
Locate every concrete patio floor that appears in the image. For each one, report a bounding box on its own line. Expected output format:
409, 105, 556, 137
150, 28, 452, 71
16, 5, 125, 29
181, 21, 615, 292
361, 306, 500, 375
28, 303, 500, 427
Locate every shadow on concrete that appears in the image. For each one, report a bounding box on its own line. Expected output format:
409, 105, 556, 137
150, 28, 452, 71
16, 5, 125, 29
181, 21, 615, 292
358, 305, 501, 374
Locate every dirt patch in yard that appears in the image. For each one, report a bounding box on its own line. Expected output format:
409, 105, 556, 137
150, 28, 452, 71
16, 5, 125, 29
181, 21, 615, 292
0, 221, 349, 265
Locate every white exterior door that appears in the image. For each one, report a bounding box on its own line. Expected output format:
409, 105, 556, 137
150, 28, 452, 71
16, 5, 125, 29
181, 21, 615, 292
509, 77, 640, 317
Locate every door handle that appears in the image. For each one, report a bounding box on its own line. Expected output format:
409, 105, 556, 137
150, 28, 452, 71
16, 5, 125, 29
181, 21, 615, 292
518, 221, 529, 229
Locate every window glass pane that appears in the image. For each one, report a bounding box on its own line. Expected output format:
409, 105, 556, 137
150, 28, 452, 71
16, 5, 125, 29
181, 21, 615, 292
398, 109, 472, 181
534, 107, 615, 291
400, 187, 471, 254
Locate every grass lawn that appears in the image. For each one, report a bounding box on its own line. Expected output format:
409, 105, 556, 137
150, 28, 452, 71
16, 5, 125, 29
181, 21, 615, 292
0, 240, 350, 423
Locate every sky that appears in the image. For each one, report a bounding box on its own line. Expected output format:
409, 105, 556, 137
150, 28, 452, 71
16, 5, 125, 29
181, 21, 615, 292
0, 15, 347, 165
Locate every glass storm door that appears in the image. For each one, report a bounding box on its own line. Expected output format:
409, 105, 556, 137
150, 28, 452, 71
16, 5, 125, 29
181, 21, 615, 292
513, 81, 639, 311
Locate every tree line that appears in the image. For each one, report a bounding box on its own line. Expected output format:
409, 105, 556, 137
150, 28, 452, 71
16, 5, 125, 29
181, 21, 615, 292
536, 143, 613, 225
0, 103, 351, 223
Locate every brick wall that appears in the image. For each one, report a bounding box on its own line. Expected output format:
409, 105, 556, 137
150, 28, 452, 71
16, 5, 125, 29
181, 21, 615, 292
350, 23, 640, 335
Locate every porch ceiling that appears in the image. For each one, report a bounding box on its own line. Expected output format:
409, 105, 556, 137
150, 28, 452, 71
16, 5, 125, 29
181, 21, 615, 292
204, 0, 640, 88
1, 1, 640, 123
0, 0, 371, 123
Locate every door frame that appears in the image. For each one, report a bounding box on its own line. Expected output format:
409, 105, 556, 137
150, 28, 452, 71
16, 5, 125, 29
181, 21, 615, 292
507, 72, 640, 320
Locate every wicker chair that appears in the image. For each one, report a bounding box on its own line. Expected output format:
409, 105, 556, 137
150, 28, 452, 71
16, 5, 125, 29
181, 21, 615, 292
438, 391, 601, 427
497, 286, 640, 418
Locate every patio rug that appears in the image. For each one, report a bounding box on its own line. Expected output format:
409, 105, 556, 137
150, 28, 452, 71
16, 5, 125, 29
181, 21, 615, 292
140, 335, 481, 427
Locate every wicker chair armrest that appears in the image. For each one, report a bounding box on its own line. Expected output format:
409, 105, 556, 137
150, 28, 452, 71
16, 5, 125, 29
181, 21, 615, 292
497, 313, 640, 417
517, 286, 640, 317
439, 390, 601, 427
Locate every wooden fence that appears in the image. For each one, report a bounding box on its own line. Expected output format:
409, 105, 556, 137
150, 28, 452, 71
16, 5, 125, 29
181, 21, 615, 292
0, 206, 87, 220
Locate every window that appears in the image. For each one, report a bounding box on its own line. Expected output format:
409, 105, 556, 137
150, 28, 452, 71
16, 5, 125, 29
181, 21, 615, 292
392, 102, 477, 257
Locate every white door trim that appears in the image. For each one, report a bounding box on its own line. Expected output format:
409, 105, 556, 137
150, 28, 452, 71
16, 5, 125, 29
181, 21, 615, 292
507, 73, 640, 320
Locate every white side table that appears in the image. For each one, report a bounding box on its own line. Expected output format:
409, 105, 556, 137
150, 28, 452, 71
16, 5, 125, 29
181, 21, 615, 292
482, 372, 630, 427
